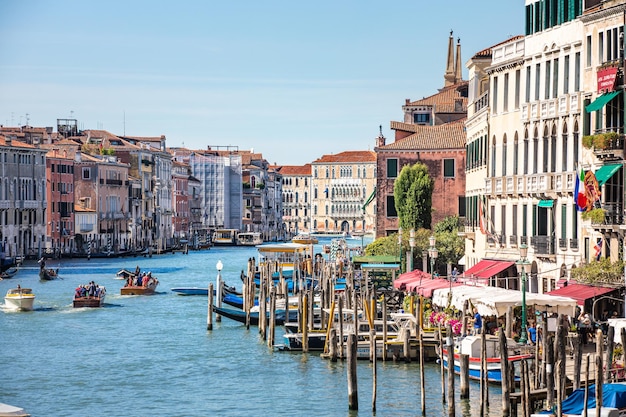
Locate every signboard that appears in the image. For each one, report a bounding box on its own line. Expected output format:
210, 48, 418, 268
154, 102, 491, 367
597, 67, 618, 92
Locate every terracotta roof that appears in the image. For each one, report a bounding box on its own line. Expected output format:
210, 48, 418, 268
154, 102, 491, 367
381, 119, 467, 150
313, 150, 376, 164
472, 35, 524, 59
276, 164, 312, 176
0, 136, 36, 148
405, 81, 469, 113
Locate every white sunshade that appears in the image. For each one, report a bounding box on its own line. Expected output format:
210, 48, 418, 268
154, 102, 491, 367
432, 285, 577, 317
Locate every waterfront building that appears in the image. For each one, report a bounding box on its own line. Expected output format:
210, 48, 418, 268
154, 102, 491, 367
376, 32, 467, 238
172, 160, 191, 241
311, 150, 377, 235
42, 145, 76, 256
0, 135, 48, 259
579, 1, 626, 265
119, 134, 173, 252
265, 166, 285, 242
73, 151, 131, 254
465, 1, 586, 293
171, 147, 243, 236
239, 151, 284, 241
276, 164, 312, 237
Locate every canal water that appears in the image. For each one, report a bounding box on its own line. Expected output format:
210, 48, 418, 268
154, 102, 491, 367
1, 239, 505, 416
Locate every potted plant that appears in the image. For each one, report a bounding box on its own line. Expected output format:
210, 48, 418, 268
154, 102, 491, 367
582, 208, 606, 224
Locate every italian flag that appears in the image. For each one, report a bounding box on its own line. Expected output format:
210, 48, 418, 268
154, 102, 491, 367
574, 168, 586, 212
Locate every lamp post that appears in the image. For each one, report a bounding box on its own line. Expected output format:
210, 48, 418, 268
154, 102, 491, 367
516, 244, 531, 344
428, 235, 438, 279
216, 260, 223, 322
398, 227, 403, 273
409, 228, 415, 272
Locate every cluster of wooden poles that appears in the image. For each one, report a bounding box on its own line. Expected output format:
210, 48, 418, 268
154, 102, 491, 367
204, 255, 626, 415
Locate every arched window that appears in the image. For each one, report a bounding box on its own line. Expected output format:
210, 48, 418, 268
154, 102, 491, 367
550, 124, 557, 172
491, 135, 497, 177
523, 129, 529, 175
533, 127, 539, 174
561, 122, 569, 171
542, 125, 549, 173
502, 134, 507, 176
513, 131, 519, 175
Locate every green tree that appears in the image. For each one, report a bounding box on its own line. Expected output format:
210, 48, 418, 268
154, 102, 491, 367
571, 258, 624, 285
394, 162, 434, 231
433, 216, 465, 270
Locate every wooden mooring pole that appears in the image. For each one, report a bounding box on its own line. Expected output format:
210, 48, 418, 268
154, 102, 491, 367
207, 282, 213, 330
347, 333, 358, 411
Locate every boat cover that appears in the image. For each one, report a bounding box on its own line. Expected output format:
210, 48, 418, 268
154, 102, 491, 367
561, 383, 626, 415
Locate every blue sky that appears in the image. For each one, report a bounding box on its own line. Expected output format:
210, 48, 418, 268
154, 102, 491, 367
0, 1, 522, 165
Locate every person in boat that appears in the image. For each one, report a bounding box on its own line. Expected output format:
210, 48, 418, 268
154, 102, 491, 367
134, 265, 140, 276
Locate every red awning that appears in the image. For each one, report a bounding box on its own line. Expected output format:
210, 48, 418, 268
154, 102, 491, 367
393, 270, 422, 289
547, 283, 616, 306
462, 259, 499, 277
407, 278, 460, 297
475, 261, 515, 279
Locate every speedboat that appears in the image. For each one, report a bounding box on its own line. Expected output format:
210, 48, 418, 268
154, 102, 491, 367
4, 287, 35, 311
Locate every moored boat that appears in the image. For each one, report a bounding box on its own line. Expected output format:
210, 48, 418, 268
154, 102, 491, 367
4, 286, 35, 311
212, 304, 296, 326
441, 334, 533, 383
291, 233, 318, 245
0, 267, 18, 279
212, 229, 238, 245
73, 282, 106, 308
236, 232, 263, 246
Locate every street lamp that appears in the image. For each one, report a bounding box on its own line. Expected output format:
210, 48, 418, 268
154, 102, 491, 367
398, 227, 403, 273
409, 228, 415, 272
428, 235, 438, 279
516, 244, 531, 344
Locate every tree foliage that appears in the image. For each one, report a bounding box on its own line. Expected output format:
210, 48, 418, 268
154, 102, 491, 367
393, 162, 434, 231
364, 216, 464, 275
570, 258, 624, 286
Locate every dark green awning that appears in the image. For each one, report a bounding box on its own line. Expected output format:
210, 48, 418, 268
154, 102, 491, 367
585, 91, 621, 112
538, 200, 554, 208
596, 163, 622, 186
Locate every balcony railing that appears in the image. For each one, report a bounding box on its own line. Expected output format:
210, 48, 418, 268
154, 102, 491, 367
530, 235, 555, 255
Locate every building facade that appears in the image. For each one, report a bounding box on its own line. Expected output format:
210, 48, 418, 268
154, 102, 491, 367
311, 150, 377, 235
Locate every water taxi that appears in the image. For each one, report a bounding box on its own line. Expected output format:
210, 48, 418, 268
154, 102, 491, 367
212, 229, 238, 245
73, 282, 106, 307
4, 287, 35, 311
237, 231, 263, 246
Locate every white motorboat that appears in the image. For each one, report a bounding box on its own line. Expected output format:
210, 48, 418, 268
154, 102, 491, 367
0, 402, 30, 416
4, 287, 35, 311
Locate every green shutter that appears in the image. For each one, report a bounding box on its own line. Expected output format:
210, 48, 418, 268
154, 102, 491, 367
387, 159, 397, 178
522, 204, 528, 237
532, 204, 537, 235
572, 204, 578, 239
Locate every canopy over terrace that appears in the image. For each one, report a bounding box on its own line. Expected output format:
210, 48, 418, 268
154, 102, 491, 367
432, 285, 577, 318
392, 270, 431, 290
406, 278, 461, 297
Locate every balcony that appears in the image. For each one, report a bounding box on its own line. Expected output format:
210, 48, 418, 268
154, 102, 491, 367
80, 224, 94, 232
584, 132, 625, 161
473, 91, 489, 113
530, 235, 555, 255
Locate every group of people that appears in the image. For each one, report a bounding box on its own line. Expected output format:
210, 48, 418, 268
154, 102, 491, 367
74, 281, 105, 299
124, 267, 158, 288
